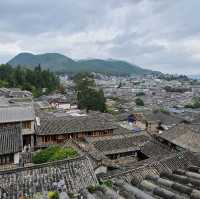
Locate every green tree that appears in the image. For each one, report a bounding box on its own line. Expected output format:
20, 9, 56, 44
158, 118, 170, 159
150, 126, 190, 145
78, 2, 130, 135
117, 82, 122, 88
48, 192, 59, 199
135, 98, 144, 106
185, 97, 200, 109
32, 146, 77, 164
0, 64, 60, 97
74, 73, 106, 112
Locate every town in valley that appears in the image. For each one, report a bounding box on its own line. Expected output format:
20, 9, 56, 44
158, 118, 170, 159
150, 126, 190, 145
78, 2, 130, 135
1, 0, 200, 198
1, 68, 200, 199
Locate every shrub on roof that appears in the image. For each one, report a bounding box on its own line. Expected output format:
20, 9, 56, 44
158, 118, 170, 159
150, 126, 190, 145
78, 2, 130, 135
100, 180, 113, 188
32, 145, 78, 164
159, 108, 170, 115
135, 98, 144, 106
48, 191, 59, 199
184, 97, 200, 109
87, 185, 98, 193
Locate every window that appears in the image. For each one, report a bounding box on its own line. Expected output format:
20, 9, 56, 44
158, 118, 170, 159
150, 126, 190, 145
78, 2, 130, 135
22, 121, 31, 129
42, 136, 50, 143
0, 154, 14, 165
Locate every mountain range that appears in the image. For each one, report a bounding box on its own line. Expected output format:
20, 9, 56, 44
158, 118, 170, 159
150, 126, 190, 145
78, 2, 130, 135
8, 52, 159, 76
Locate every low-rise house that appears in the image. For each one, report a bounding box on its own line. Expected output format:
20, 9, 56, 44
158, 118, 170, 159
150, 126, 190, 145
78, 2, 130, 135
0, 105, 35, 148
35, 112, 117, 148
0, 124, 22, 165
34, 101, 52, 111
0, 88, 10, 97
0, 155, 98, 198
9, 89, 32, 98
144, 110, 183, 133
0, 88, 32, 98
87, 133, 149, 161
157, 123, 200, 152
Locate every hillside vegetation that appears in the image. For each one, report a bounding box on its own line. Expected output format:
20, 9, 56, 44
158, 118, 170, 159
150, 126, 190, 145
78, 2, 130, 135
0, 64, 60, 97
8, 52, 159, 76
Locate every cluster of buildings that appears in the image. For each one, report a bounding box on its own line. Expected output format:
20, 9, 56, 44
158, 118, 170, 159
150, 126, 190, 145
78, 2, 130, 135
0, 91, 116, 166
1, 74, 200, 198
95, 74, 200, 109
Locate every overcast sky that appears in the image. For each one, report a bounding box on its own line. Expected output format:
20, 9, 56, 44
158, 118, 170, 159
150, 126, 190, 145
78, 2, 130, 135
0, 0, 200, 74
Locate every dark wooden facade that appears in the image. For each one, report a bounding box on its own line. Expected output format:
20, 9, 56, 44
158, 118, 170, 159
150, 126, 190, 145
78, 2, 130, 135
0, 154, 14, 165
37, 129, 113, 147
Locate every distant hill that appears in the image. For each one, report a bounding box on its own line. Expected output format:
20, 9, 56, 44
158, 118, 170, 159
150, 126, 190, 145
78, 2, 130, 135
8, 52, 160, 76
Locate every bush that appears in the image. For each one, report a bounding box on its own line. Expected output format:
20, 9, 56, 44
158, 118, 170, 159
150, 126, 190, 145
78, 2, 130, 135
184, 97, 200, 109
100, 180, 113, 188
87, 185, 97, 193
48, 191, 59, 199
32, 146, 78, 164
160, 108, 170, 115
184, 104, 194, 108
135, 98, 144, 106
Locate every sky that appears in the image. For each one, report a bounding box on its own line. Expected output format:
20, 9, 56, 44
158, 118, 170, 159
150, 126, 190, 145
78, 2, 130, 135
0, 0, 200, 74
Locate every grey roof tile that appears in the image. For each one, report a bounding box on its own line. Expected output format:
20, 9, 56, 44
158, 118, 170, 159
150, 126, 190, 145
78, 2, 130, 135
158, 123, 200, 152
0, 105, 35, 123
0, 124, 22, 155
36, 113, 117, 135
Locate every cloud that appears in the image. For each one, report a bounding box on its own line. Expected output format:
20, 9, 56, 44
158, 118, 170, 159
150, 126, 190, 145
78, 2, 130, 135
0, 0, 199, 74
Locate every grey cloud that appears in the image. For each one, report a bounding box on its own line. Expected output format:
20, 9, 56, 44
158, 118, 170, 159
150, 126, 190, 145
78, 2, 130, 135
0, 0, 200, 74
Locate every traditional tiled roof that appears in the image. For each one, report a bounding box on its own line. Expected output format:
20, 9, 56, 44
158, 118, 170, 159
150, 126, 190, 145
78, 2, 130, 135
0, 156, 97, 198
34, 101, 51, 109
91, 134, 149, 154
107, 165, 200, 199
144, 111, 182, 125
0, 105, 35, 123
188, 123, 200, 133
158, 123, 200, 152
36, 113, 117, 135
1, 148, 200, 198
9, 90, 32, 98
74, 153, 200, 199
113, 126, 134, 135
0, 124, 22, 155
103, 151, 200, 183
140, 139, 177, 158
191, 115, 200, 124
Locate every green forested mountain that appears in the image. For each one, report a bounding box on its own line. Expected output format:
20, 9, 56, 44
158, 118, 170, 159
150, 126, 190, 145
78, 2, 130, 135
8, 53, 77, 72
8, 52, 159, 76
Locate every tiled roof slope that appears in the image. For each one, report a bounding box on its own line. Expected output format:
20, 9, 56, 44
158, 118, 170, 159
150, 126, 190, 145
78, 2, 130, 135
0, 156, 97, 199
144, 111, 182, 125
140, 139, 176, 158
0, 105, 35, 123
64, 164, 200, 199
158, 123, 200, 152
103, 151, 200, 184
92, 134, 149, 154
75, 154, 200, 199
36, 113, 117, 135
0, 124, 22, 155
127, 166, 200, 199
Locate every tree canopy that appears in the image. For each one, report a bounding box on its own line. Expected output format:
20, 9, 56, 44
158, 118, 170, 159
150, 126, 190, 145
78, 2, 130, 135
73, 73, 106, 112
135, 98, 144, 106
32, 146, 77, 164
0, 64, 60, 97
185, 97, 200, 109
